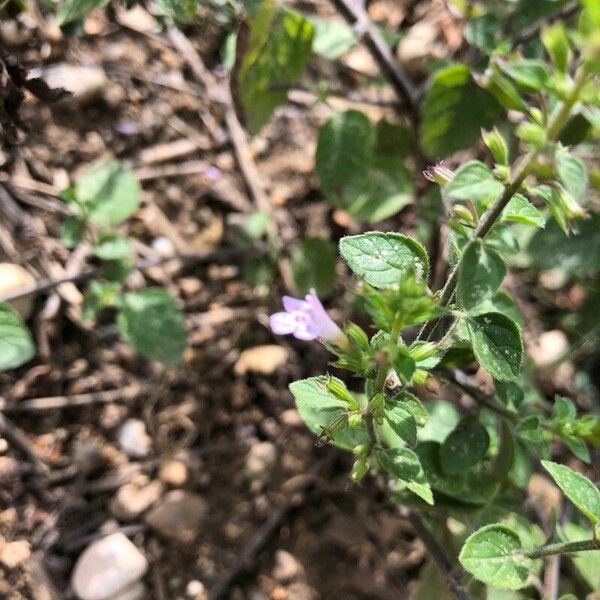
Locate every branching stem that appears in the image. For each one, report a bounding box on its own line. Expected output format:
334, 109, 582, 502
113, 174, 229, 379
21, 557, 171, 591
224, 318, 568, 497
524, 537, 600, 559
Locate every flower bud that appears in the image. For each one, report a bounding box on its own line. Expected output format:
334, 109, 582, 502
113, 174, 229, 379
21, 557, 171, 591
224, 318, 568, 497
423, 162, 454, 186
350, 457, 369, 483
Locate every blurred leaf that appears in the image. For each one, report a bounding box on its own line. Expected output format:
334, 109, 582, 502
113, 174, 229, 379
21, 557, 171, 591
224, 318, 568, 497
542, 460, 600, 525
440, 417, 490, 475
381, 398, 418, 447
117, 288, 187, 365
541, 22, 571, 73
309, 15, 356, 59
0, 303, 35, 371
420, 64, 501, 158
155, 0, 197, 22
56, 0, 105, 25
499, 59, 550, 92
418, 401, 460, 443
316, 111, 414, 223
527, 214, 600, 277
93, 234, 133, 260
555, 146, 588, 203
459, 524, 531, 589
339, 232, 429, 288
59, 216, 86, 248
561, 522, 600, 590
82, 280, 122, 321
467, 313, 523, 382
236, 3, 314, 133
75, 160, 140, 228
291, 237, 337, 296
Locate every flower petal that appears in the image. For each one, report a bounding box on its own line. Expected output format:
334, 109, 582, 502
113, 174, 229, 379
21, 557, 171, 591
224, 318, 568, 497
282, 295, 308, 313
269, 312, 297, 335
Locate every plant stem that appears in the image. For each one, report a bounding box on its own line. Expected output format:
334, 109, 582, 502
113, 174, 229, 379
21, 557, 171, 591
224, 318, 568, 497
419, 62, 589, 340
524, 537, 600, 559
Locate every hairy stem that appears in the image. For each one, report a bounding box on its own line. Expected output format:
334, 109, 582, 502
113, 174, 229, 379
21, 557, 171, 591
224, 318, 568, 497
420, 62, 589, 340
524, 537, 600, 559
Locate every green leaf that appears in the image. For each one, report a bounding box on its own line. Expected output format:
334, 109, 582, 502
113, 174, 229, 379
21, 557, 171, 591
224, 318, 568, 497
542, 460, 600, 525
396, 391, 429, 427
155, 0, 197, 22
94, 234, 133, 261
527, 213, 600, 277
467, 313, 523, 382
382, 398, 418, 446
440, 418, 490, 475
56, 0, 105, 25
291, 237, 337, 296
501, 194, 545, 228
315, 111, 413, 223
339, 232, 429, 288
376, 447, 433, 504
541, 22, 571, 73
419, 401, 460, 443
499, 59, 550, 92
419, 64, 501, 158
236, 4, 314, 133
458, 240, 506, 312
309, 16, 355, 59
75, 160, 140, 228
0, 303, 35, 371
82, 280, 122, 321
316, 110, 373, 196
117, 288, 187, 365
289, 376, 367, 451
59, 216, 86, 248
473, 290, 523, 326
555, 146, 588, 202
459, 524, 531, 589
445, 161, 504, 206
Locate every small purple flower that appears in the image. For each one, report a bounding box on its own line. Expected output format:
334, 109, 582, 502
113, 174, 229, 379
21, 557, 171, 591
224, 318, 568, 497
269, 290, 347, 348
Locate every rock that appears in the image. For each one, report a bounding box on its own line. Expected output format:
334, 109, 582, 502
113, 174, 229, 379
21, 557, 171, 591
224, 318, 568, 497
145, 491, 208, 544
234, 345, 289, 376
279, 409, 302, 427
0, 539, 31, 569
110, 480, 163, 521
185, 580, 208, 599
110, 582, 146, 600
71, 532, 148, 600
396, 20, 445, 78
158, 460, 188, 487
117, 419, 151, 458
286, 582, 318, 600
244, 442, 277, 489
272, 550, 303, 583
0, 263, 36, 319
37, 64, 108, 105
531, 330, 569, 367
539, 268, 569, 291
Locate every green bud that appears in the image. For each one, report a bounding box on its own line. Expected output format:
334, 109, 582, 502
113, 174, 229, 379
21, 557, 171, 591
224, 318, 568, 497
452, 204, 475, 225
345, 321, 370, 351
516, 122, 546, 149
353, 443, 371, 457
319, 414, 348, 444
482, 128, 509, 165
322, 376, 355, 405
409, 341, 438, 363
475, 70, 527, 112
348, 413, 363, 429
350, 457, 369, 483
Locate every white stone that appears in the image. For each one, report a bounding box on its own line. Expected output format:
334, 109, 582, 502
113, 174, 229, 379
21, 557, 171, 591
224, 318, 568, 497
71, 532, 148, 600
0, 263, 36, 319
117, 419, 151, 458
0, 539, 30, 569
244, 442, 277, 486
110, 480, 163, 520
185, 580, 207, 599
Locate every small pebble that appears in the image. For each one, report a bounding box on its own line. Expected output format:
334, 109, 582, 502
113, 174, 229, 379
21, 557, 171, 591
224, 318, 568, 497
118, 419, 151, 458
0, 539, 30, 569
186, 579, 208, 599
159, 460, 188, 487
